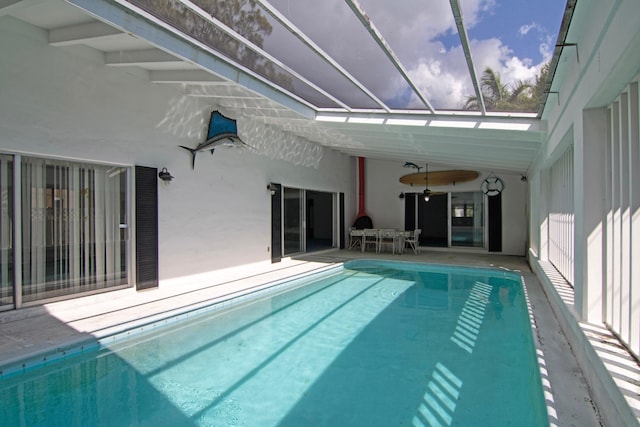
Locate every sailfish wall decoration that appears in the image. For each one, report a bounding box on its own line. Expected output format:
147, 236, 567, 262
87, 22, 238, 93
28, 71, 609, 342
180, 111, 252, 169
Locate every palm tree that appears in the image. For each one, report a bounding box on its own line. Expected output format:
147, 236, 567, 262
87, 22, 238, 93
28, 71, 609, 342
464, 66, 547, 112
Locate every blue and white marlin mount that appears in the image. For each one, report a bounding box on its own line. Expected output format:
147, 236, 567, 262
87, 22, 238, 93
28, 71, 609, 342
180, 111, 252, 169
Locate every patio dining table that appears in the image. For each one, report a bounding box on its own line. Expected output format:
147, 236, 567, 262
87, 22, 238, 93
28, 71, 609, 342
349, 228, 411, 254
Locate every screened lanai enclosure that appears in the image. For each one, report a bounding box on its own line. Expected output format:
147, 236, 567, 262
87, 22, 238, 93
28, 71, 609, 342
121, 0, 557, 114
3, 0, 640, 424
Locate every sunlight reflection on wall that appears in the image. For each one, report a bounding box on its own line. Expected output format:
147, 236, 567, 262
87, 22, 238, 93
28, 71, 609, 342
155, 94, 326, 169
155, 94, 208, 142
239, 117, 324, 168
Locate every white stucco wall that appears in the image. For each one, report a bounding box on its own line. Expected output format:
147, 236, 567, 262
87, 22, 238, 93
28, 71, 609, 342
541, 0, 640, 161
0, 17, 355, 286
530, 0, 640, 282
364, 158, 528, 255
525, 2, 640, 424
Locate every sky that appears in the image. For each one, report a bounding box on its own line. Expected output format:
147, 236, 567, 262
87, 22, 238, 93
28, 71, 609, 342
259, 0, 567, 110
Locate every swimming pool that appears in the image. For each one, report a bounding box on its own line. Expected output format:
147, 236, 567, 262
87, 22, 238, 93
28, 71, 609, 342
0, 260, 547, 426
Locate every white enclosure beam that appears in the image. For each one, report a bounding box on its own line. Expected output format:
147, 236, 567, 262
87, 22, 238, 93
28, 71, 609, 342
48, 20, 123, 46
104, 48, 187, 67
149, 70, 227, 84
256, 0, 391, 113
449, 0, 486, 115
177, 0, 352, 111
68, 0, 317, 119
345, 0, 436, 114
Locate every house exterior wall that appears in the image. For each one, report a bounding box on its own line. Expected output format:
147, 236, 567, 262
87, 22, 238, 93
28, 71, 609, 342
0, 17, 355, 290
529, 0, 640, 324
527, 1, 640, 425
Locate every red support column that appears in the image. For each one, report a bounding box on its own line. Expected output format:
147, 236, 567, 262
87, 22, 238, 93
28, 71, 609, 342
357, 156, 367, 218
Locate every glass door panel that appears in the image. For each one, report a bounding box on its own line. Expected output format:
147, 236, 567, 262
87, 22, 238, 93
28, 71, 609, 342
21, 157, 128, 302
0, 154, 13, 308
305, 190, 334, 252
283, 187, 303, 255
451, 191, 484, 247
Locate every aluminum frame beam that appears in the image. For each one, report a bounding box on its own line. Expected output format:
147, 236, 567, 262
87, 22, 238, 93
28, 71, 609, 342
449, 0, 486, 115
345, 0, 436, 114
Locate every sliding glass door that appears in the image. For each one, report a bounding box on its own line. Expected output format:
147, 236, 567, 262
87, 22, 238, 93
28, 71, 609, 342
0, 154, 13, 308
451, 192, 484, 247
21, 157, 128, 302
283, 187, 304, 255
282, 187, 336, 256
412, 191, 485, 248
305, 190, 334, 252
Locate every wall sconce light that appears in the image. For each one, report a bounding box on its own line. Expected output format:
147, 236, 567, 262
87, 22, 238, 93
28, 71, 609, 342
398, 192, 405, 199
158, 167, 174, 182
267, 183, 276, 195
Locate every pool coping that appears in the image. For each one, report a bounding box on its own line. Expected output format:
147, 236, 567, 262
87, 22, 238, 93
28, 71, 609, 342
531, 256, 640, 427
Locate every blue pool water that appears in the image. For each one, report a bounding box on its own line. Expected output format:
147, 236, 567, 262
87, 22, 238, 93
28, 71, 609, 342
0, 260, 547, 426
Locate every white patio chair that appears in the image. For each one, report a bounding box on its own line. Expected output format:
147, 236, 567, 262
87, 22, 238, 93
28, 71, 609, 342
396, 230, 411, 254
348, 227, 364, 250
362, 229, 380, 253
404, 229, 421, 254
378, 229, 397, 254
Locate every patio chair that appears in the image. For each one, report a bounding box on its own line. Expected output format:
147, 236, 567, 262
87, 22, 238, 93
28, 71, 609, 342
362, 229, 380, 253
396, 230, 411, 254
378, 229, 397, 254
404, 229, 421, 254
348, 227, 364, 250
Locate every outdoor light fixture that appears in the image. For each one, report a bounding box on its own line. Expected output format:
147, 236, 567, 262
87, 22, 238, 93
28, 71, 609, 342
158, 167, 174, 182
267, 183, 276, 195
423, 163, 431, 202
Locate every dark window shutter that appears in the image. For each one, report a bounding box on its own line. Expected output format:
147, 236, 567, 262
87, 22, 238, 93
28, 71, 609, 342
404, 193, 416, 230
418, 193, 448, 247
339, 192, 345, 249
270, 183, 282, 263
488, 193, 502, 252
135, 166, 158, 290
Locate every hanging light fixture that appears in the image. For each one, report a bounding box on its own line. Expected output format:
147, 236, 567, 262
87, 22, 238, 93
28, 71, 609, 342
423, 163, 431, 202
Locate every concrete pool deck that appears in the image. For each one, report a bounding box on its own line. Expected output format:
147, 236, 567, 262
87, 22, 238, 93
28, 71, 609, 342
1, 248, 637, 425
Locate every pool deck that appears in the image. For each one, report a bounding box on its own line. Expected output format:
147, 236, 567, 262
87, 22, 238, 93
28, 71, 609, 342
1, 248, 637, 426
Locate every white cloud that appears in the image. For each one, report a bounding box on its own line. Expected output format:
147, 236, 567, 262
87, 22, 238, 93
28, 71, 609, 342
470, 38, 544, 85
519, 22, 539, 36
410, 59, 470, 109
539, 33, 555, 62
405, 42, 474, 109
459, 0, 498, 28
405, 37, 547, 109
517, 22, 555, 62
